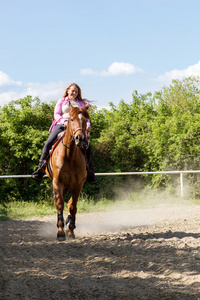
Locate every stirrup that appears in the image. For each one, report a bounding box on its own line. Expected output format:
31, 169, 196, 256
87, 173, 98, 184
31, 169, 45, 180
31, 160, 47, 181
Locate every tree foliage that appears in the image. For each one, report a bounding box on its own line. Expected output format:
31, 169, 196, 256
92, 76, 200, 197
0, 96, 55, 201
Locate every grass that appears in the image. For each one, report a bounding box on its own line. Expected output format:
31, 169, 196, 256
0, 201, 56, 221
1, 190, 199, 221
0, 197, 115, 221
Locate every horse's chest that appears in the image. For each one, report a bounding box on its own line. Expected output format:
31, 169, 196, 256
60, 165, 86, 186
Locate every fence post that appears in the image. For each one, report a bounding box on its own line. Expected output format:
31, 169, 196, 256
180, 172, 183, 197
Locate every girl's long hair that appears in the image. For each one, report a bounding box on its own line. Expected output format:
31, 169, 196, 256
63, 83, 91, 106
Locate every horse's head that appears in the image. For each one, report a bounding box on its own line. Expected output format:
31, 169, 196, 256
69, 103, 90, 147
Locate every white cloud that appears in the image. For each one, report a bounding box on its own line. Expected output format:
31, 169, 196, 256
80, 62, 143, 76
25, 81, 66, 101
0, 71, 22, 86
80, 68, 97, 76
0, 76, 67, 107
0, 92, 21, 106
156, 60, 200, 82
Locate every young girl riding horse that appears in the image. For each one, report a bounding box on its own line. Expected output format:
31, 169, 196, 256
32, 83, 98, 183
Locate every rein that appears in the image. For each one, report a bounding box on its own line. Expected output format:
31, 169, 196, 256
62, 124, 86, 149
62, 135, 74, 149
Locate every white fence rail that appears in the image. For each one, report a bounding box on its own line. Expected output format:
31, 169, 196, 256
1, 170, 200, 197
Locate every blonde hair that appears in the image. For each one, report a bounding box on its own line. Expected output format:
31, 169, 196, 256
63, 83, 87, 105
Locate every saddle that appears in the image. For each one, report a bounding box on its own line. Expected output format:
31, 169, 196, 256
49, 131, 66, 157
49, 131, 88, 157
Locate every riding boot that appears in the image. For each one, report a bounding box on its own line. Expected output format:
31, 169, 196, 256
86, 146, 98, 184
31, 149, 49, 181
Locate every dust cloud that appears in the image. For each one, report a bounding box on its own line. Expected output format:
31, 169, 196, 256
39, 178, 194, 238
75, 176, 196, 237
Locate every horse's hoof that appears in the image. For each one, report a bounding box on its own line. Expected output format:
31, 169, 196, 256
68, 234, 75, 239
66, 230, 75, 239
57, 233, 66, 241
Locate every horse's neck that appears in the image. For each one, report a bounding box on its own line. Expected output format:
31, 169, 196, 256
63, 123, 76, 158
64, 123, 72, 143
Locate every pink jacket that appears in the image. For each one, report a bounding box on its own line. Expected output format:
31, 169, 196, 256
49, 97, 91, 132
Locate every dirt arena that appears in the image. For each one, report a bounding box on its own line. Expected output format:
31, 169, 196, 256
0, 204, 200, 300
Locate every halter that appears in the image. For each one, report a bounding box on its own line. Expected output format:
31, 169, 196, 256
62, 118, 86, 149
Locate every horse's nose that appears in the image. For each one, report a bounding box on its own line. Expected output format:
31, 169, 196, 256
75, 135, 84, 147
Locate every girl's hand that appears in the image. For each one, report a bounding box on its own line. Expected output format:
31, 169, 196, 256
86, 126, 91, 132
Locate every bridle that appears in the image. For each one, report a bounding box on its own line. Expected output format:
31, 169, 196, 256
62, 117, 86, 149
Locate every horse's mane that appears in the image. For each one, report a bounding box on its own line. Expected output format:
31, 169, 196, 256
70, 106, 90, 120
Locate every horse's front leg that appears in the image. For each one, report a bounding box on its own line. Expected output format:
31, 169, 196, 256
53, 178, 65, 240
66, 190, 81, 238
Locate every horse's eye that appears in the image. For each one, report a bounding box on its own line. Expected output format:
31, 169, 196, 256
71, 118, 73, 122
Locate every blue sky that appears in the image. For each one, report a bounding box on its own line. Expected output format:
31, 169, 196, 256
1, 0, 200, 108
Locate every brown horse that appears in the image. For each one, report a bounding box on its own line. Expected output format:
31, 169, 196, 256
46, 103, 90, 240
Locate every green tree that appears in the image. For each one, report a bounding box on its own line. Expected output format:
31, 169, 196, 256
95, 92, 156, 172
152, 76, 200, 170
0, 96, 55, 202
149, 76, 200, 192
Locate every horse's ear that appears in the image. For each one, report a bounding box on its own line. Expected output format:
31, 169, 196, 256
69, 101, 73, 109
85, 103, 90, 110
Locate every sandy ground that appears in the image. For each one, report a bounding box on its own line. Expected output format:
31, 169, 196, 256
0, 204, 200, 300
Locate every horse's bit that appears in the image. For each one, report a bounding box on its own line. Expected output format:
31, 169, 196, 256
62, 118, 86, 149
